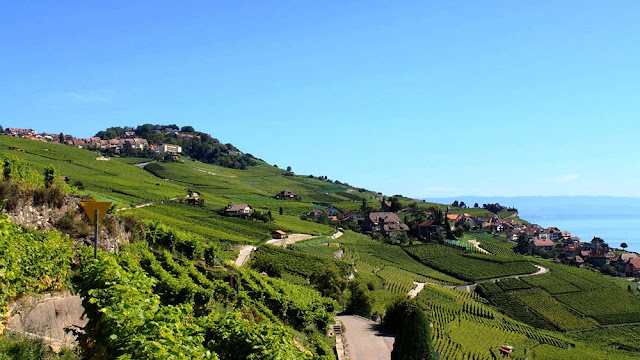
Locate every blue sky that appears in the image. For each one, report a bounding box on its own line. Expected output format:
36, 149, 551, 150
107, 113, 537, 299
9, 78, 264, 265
2, 1, 639, 198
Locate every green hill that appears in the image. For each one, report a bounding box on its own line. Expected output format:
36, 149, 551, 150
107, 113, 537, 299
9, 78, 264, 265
2, 134, 640, 359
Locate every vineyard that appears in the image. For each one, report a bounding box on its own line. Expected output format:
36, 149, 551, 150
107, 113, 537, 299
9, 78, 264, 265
403, 244, 538, 281
0, 216, 73, 335
3, 135, 640, 359
250, 244, 350, 279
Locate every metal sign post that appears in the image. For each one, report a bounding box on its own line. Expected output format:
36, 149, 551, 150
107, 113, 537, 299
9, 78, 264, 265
94, 209, 99, 259
80, 201, 112, 259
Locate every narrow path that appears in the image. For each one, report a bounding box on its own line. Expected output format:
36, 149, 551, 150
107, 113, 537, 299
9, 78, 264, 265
407, 281, 426, 298
116, 202, 153, 212
234, 245, 256, 267
448, 265, 549, 292
331, 231, 344, 239
467, 239, 490, 255
337, 315, 394, 360
135, 161, 155, 169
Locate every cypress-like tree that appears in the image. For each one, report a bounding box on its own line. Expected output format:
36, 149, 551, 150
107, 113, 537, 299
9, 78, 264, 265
391, 308, 435, 360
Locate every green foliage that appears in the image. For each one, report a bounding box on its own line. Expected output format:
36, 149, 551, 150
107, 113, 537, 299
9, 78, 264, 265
0, 215, 72, 334
143, 221, 219, 261
43, 166, 56, 188
310, 261, 347, 302
511, 288, 598, 331
346, 279, 372, 317
404, 244, 537, 281
556, 288, 640, 325
238, 268, 337, 331
383, 297, 423, 333
77, 253, 217, 359
108, 124, 258, 169
251, 245, 350, 279
0, 332, 79, 360
339, 232, 463, 285
391, 308, 435, 360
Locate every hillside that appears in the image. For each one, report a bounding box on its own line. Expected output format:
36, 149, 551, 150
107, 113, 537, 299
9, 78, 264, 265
2, 134, 640, 360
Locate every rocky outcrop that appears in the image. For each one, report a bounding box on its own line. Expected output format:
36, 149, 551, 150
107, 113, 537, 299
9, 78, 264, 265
6, 194, 132, 253
7, 291, 87, 348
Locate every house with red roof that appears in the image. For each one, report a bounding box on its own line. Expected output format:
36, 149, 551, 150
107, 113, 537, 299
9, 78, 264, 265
625, 258, 640, 277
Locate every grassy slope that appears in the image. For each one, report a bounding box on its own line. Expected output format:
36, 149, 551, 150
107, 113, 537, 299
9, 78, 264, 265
4, 135, 640, 359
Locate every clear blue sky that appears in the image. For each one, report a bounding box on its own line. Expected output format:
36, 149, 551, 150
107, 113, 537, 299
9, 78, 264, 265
2, 1, 639, 197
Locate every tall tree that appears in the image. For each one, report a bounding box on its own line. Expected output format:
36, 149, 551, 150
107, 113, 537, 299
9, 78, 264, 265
621, 242, 628, 250
391, 308, 435, 360
346, 280, 372, 317
360, 197, 368, 212
514, 233, 532, 255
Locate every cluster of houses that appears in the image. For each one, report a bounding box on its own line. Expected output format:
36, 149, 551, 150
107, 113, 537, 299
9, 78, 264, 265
3, 127, 183, 156
478, 216, 640, 277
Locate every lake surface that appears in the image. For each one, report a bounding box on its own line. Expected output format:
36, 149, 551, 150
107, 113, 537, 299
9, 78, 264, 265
522, 214, 640, 253
426, 196, 640, 253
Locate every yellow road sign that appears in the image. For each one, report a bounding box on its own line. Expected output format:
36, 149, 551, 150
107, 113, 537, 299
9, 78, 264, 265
80, 201, 112, 226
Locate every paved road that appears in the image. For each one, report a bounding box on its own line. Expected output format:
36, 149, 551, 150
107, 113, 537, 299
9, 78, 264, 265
234, 245, 256, 267
337, 315, 394, 360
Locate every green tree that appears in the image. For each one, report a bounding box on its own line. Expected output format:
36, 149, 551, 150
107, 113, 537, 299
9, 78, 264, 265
279, 207, 283, 215
180, 125, 195, 132
3, 159, 11, 180
391, 308, 435, 360
621, 242, 628, 250
514, 233, 532, 255
59, 132, 64, 143
310, 262, 347, 302
43, 166, 56, 188
346, 280, 371, 317
0, 125, 4, 133
360, 198, 368, 212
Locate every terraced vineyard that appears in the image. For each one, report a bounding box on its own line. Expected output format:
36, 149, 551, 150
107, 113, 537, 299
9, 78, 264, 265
376, 267, 428, 294
511, 288, 598, 331
404, 244, 537, 281
339, 232, 464, 285
250, 244, 350, 279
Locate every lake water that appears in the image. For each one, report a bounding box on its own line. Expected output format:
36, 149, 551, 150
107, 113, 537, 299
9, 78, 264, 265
522, 214, 640, 253
426, 196, 640, 253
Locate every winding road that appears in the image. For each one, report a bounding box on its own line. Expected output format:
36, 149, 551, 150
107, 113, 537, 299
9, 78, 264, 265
337, 315, 394, 360
448, 264, 549, 292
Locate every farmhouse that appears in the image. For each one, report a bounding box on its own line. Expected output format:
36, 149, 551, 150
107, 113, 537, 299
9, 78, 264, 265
362, 212, 409, 235
277, 190, 298, 199
225, 204, 253, 217
271, 230, 287, 239
340, 211, 365, 224
311, 209, 325, 217
625, 258, 640, 277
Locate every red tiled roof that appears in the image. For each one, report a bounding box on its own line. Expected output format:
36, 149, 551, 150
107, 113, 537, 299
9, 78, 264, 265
628, 258, 640, 269
533, 238, 555, 247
